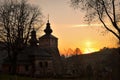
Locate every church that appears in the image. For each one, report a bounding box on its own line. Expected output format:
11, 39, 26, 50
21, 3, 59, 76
2, 20, 62, 77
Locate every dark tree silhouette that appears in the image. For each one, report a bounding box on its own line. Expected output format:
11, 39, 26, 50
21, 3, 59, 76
0, 0, 43, 74
71, 0, 120, 44
74, 48, 82, 55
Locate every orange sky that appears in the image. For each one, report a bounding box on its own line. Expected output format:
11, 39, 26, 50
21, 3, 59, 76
29, 0, 118, 55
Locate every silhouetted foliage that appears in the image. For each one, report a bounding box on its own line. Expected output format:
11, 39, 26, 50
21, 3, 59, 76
71, 0, 120, 44
64, 48, 82, 57
0, 0, 43, 74
74, 48, 82, 55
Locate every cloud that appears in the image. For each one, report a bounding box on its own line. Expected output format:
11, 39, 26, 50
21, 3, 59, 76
72, 23, 104, 28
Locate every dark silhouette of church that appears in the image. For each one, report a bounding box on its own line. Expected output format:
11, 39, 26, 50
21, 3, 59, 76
2, 20, 62, 77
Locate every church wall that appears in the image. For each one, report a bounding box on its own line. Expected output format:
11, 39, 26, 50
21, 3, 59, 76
2, 64, 10, 73
34, 59, 54, 76
17, 65, 31, 75
50, 39, 58, 48
39, 38, 58, 48
39, 39, 50, 48
48, 48, 63, 75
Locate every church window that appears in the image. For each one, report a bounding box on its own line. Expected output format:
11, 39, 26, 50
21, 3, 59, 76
25, 65, 29, 71
45, 62, 48, 68
39, 62, 43, 68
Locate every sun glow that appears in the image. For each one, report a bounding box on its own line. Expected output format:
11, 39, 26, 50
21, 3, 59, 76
83, 48, 99, 54
83, 41, 99, 54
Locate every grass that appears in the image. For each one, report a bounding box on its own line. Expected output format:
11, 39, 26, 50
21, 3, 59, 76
0, 74, 32, 80
0, 74, 93, 80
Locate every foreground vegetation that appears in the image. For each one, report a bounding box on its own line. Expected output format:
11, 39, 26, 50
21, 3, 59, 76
0, 74, 95, 80
0, 74, 32, 80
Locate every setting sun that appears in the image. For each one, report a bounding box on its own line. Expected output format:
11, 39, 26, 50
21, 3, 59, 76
83, 41, 99, 54
85, 41, 92, 47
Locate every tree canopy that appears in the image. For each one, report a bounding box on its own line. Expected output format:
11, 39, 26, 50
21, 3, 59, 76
0, 0, 43, 74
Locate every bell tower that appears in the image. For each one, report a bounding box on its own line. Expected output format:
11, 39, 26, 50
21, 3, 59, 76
39, 20, 58, 48
29, 28, 38, 46
38, 19, 62, 75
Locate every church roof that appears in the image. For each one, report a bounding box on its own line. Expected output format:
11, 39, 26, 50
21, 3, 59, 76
39, 34, 58, 39
39, 20, 58, 39
21, 47, 52, 57
44, 20, 52, 35
3, 47, 52, 64
18, 47, 52, 64
28, 47, 52, 57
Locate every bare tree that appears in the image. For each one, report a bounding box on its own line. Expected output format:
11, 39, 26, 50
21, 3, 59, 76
71, 0, 120, 44
0, 0, 43, 74
74, 48, 82, 55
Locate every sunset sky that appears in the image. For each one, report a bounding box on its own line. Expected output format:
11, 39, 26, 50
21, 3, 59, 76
29, 0, 118, 55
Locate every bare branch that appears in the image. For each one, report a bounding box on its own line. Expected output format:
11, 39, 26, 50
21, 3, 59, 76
71, 0, 120, 41
98, 13, 120, 40
0, 0, 42, 74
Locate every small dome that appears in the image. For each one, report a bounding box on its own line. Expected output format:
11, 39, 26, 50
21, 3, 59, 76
44, 20, 53, 35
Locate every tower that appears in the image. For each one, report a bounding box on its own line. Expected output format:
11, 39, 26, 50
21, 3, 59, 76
38, 20, 62, 75
29, 28, 38, 46
39, 20, 58, 48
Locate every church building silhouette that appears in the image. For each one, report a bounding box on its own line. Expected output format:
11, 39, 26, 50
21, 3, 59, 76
2, 20, 62, 77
